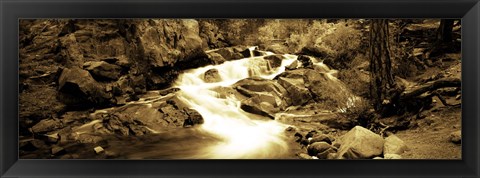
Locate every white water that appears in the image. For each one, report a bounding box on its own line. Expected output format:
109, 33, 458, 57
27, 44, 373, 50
173, 49, 297, 158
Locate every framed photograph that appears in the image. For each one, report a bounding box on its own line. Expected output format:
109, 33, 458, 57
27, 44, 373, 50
1, 0, 479, 177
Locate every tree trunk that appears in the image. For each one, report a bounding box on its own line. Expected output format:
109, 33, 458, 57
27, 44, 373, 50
437, 19, 454, 43
369, 19, 397, 114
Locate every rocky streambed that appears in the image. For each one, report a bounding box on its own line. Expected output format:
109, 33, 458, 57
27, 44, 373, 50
19, 19, 415, 159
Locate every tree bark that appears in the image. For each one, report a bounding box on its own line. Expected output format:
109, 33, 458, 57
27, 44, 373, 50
369, 19, 397, 113
437, 19, 454, 43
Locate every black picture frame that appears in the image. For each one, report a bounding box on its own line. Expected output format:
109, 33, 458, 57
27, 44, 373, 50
1, 0, 479, 177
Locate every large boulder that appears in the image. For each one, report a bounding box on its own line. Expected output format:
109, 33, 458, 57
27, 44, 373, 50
240, 93, 279, 119
277, 77, 312, 106
303, 69, 353, 110
383, 134, 408, 155
83, 61, 122, 81
215, 47, 245, 61
136, 19, 205, 68
234, 77, 290, 117
58, 67, 112, 106
263, 54, 284, 69
337, 126, 385, 159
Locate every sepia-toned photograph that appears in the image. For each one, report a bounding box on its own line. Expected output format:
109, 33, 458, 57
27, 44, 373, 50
19, 19, 461, 159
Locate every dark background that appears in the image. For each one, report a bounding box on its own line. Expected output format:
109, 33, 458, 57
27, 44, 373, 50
1, 0, 479, 177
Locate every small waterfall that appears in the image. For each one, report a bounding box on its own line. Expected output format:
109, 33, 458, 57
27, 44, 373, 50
173, 49, 296, 158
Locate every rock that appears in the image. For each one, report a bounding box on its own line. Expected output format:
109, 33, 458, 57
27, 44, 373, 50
58, 67, 112, 106
294, 133, 303, 142
83, 61, 122, 80
300, 139, 310, 146
263, 54, 284, 68
183, 108, 205, 127
20, 139, 47, 151
277, 77, 312, 106
203, 68, 222, 83
240, 48, 264, 58
337, 126, 385, 159
207, 52, 226, 64
373, 157, 383, 159
216, 47, 244, 60
317, 147, 337, 159
326, 153, 338, 159
285, 60, 299, 70
31, 119, 64, 133
102, 55, 131, 68
137, 19, 205, 68
297, 55, 314, 68
305, 130, 318, 139
383, 134, 408, 155
307, 142, 335, 156
333, 142, 341, 149
449, 130, 461, 144
384, 153, 402, 159
297, 153, 312, 159
240, 94, 278, 119
94, 146, 104, 154
303, 69, 353, 110
309, 134, 335, 144
77, 134, 105, 144
51, 146, 66, 155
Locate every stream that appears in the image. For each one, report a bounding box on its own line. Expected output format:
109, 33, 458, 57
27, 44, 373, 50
71, 47, 342, 159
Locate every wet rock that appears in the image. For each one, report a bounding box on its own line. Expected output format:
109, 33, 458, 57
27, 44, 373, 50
297, 55, 314, 68
263, 54, 284, 68
305, 130, 318, 139
240, 48, 264, 58
31, 119, 64, 133
333, 142, 341, 149
207, 52, 226, 64
317, 147, 337, 159
94, 146, 104, 154
300, 139, 310, 146
297, 153, 312, 159
215, 47, 244, 61
277, 77, 312, 106
449, 130, 461, 144
337, 126, 385, 159
309, 134, 335, 145
294, 133, 303, 142
58, 67, 112, 106
203, 68, 222, 83
159, 87, 181, 96
83, 61, 122, 81
183, 108, 205, 127
384, 153, 402, 159
384, 134, 408, 155
285, 60, 299, 70
240, 95, 277, 119
307, 142, 335, 156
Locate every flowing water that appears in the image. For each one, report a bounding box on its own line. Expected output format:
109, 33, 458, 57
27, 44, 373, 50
71, 47, 352, 159
172, 49, 297, 158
